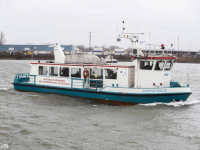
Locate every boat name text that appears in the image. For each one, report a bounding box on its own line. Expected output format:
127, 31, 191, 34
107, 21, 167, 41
142, 89, 167, 92
39, 78, 70, 85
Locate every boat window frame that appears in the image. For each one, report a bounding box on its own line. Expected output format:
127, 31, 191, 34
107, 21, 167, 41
39, 66, 48, 75
49, 66, 58, 76
71, 68, 81, 78
140, 61, 154, 70
164, 61, 173, 71
90, 68, 103, 79
105, 69, 117, 79
154, 60, 165, 71
60, 67, 69, 77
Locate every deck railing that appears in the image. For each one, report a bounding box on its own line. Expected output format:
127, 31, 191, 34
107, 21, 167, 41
14, 73, 36, 84
14, 74, 106, 91
71, 78, 106, 91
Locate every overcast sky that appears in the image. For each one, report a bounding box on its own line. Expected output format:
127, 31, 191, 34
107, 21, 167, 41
0, 0, 200, 51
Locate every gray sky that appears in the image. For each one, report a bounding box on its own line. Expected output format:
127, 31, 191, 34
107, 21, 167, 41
0, 0, 200, 51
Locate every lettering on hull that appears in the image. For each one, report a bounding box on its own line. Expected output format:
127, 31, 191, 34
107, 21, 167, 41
142, 89, 167, 92
39, 78, 70, 85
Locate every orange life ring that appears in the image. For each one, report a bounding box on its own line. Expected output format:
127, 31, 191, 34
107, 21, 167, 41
83, 69, 89, 79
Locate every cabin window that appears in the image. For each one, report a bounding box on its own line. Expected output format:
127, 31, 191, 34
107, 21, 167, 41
105, 69, 117, 79
71, 68, 81, 78
140, 61, 154, 70
60, 67, 69, 77
39, 66, 48, 75
165, 61, 172, 70
49, 67, 58, 76
90, 68, 103, 79
155, 61, 165, 70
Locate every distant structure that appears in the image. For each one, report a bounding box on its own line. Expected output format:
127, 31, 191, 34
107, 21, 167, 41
93, 48, 103, 56
114, 49, 125, 55
0, 44, 74, 55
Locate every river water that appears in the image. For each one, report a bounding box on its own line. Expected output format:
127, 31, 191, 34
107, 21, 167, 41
0, 60, 200, 150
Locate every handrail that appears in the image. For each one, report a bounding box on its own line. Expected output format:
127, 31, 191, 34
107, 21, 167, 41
14, 73, 36, 84
14, 73, 107, 91
71, 78, 106, 91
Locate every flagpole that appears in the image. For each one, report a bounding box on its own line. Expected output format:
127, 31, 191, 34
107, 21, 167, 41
149, 32, 151, 50
178, 35, 179, 51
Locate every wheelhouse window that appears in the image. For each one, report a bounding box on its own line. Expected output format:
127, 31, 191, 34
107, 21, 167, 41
105, 69, 117, 79
155, 61, 165, 70
90, 68, 103, 79
39, 66, 48, 75
71, 68, 81, 78
49, 67, 58, 76
140, 61, 154, 70
60, 67, 69, 77
165, 61, 172, 70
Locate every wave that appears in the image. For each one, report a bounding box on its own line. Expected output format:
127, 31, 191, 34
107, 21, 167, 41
0, 88, 10, 91
140, 100, 200, 107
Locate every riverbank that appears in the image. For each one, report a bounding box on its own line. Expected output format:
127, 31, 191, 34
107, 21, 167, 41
177, 57, 200, 63
0, 54, 200, 63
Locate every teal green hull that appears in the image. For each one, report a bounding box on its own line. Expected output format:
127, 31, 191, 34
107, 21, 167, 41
13, 83, 191, 105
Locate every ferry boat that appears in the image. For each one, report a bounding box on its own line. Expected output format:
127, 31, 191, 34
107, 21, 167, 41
12, 23, 192, 105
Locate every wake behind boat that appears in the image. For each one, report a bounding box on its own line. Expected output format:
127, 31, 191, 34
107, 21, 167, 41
12, 22, 192, 105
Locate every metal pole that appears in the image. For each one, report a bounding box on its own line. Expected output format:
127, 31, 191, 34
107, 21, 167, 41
178, 35, 179, 51
149, 32, 151, 49
89, 32, 91, 53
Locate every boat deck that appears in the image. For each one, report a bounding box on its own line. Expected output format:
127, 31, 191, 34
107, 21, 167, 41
31, 62, 135, 68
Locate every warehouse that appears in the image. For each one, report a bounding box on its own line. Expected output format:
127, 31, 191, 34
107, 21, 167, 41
0, 44, 74, 55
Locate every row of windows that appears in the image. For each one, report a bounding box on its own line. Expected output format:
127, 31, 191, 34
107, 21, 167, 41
39, 66, 117, 79
140, 61, 172, 71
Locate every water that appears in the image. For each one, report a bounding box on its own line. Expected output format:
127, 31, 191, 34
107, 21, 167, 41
0, 60, 200, 150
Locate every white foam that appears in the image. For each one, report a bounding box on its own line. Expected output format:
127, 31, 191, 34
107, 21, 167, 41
0, 144, 9, 148
140, 100, 200, 107
0, 88, 9, 91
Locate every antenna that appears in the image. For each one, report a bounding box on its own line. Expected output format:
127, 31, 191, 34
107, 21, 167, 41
89, 32, 91, 52
117, 22, 121, 42
122, 21, 125, 31
117, 23, 118, 37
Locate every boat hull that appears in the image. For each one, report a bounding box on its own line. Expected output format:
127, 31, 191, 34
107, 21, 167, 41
13, 83, 191, 105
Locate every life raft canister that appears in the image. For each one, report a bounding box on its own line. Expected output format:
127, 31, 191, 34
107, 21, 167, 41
83, 69, 89, 79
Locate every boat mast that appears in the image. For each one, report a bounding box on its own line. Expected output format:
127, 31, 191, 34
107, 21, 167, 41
117, 21, 144, 57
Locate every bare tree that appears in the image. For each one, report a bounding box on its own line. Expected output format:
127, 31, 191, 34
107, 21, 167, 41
76, 44, 86, 52
0, 32, 6, 45
109, 45, 120, 51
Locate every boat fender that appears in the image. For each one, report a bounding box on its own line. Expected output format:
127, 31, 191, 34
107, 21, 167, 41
83, 69, 89, 79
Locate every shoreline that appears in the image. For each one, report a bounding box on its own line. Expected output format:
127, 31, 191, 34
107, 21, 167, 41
0, 56, 200, 63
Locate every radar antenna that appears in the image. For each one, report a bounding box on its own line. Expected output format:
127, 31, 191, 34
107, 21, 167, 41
116, 21, 145, 57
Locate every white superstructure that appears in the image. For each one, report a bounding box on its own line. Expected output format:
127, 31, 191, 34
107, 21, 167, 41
14, 21, 191, 105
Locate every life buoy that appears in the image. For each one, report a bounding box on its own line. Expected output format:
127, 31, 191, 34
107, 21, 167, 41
83, 69, 89, 79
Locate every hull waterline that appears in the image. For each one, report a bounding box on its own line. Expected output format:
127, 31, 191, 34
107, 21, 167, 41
13, 83, 191, 105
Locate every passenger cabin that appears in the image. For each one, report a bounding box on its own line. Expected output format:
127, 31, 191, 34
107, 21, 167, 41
30, 63, 135, 89
29, 55, 175, 90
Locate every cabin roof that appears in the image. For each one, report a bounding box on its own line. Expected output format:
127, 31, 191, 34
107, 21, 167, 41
131, 56, 177, 60
31, 63, 135, 68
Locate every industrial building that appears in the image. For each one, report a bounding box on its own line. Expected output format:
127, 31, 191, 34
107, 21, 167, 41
114, 49, 125, 55
0, 44, 74, 55
93, 48, 103, 56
